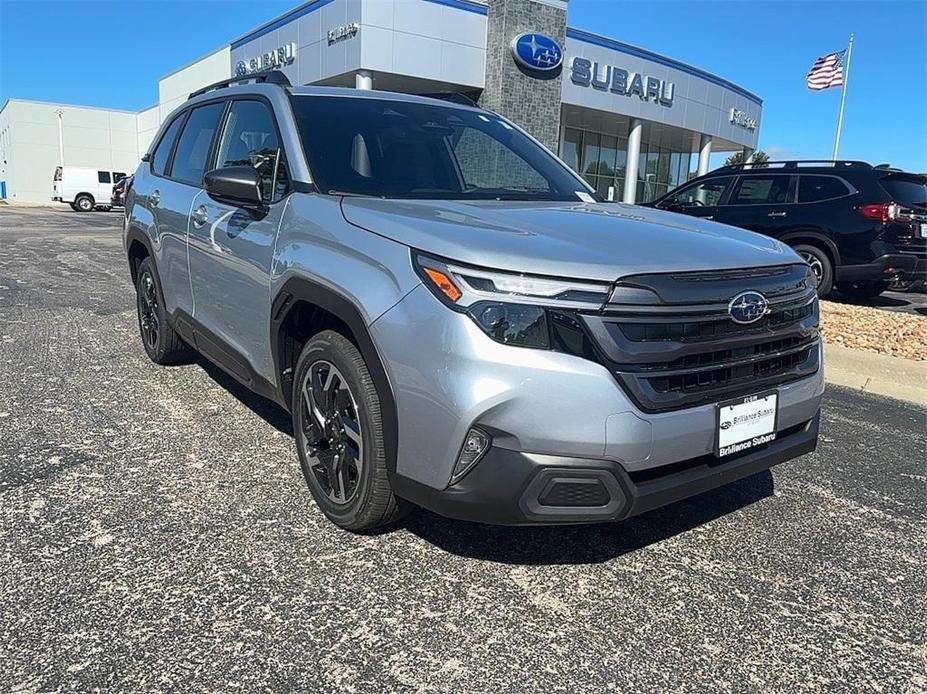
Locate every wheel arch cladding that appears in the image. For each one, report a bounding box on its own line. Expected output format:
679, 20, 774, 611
125, 229, 154, 285
271, 277, 400, 476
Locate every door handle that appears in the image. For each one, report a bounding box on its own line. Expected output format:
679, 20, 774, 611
767, 211, 787, 218
192, 204, 208, 228
150, 189, 160, 207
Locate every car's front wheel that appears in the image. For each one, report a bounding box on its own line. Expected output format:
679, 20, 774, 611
292, 330, 405, 532
794, 244, 834, 297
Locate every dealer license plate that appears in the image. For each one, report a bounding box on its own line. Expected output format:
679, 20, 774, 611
715, 391, 779, 457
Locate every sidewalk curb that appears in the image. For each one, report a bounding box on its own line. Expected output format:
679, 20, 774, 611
824, 343, 927, 406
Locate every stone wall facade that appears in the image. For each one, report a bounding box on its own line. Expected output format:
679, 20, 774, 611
480, 0, 568, 153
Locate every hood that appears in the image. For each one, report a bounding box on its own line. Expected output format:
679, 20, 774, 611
340, 199, 799, 281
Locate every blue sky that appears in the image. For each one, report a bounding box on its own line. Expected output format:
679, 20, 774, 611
1, 0, 925, 171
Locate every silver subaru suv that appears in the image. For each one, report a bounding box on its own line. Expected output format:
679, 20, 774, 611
124, 73, 823, 531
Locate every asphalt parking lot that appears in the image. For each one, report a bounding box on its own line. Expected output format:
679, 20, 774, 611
1, 206, 925, 693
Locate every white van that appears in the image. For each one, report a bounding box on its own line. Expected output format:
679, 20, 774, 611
53, 166, 127, 212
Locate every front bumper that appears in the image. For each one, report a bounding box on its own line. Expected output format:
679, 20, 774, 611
837, 253, 919, 282
371, 283, 824, 524
393, 414, 819, 525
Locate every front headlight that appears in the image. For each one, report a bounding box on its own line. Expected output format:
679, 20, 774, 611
414, 252, 610, 349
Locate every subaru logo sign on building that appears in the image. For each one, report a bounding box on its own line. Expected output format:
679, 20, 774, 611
728, 291, 770, 324
511, 32, 563, 72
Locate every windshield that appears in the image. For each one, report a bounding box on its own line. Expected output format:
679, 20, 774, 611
289, 94, 597, 201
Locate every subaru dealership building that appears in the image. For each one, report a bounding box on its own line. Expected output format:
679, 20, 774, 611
0, 0, 762, 205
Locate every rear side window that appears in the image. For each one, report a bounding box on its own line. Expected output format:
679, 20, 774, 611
151, 116, 185, 176
798, 175, 849, 203
216, 100, 289, 201
170, 102, 225, 186
98, 171, 111, 184
663, 176, 734, 207
880, 176, 927, 207
729, 175, 793, 205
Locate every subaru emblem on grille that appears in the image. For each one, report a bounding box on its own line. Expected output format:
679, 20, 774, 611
728, 291, 769, 324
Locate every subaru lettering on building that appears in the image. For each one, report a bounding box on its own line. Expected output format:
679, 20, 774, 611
570, 57, 675, 106
236, 42, 296, 76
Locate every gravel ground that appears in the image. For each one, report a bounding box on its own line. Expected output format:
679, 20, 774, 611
820, 299, 927, 361
1, 207, 926, 693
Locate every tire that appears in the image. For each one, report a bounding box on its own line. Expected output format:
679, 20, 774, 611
837, 280, 890, 301
74, 194, 94, 212
793, 244, 834, 297
292, 330, 405, 531
69, 202, 80, 212
135, 257, 192, 365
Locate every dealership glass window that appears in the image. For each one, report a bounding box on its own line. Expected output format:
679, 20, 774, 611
582, 132, 601, 179
216, 100, 289, 201
729, 175, 794, 205
151, 115, 185, 177
561, 128, 582, 173
170, 102, 225, 186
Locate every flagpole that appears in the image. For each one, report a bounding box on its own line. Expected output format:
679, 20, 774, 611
832, 33, 854, 160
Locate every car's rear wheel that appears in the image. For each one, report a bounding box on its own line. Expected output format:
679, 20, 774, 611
292, 330, 405, 532
837, 280, 890, 301
794, 244, 834, 297
135, 257, 191, 364
74, 194, 94, 212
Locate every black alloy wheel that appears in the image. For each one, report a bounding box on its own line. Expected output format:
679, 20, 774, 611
298, 359, 364, 505
138, 269, 160, 353
794, 244, 834, 297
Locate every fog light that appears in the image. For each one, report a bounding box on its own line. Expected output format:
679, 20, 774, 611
450, 428, 490, 483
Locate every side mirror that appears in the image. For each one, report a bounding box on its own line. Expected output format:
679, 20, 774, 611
204, 166, 264, 208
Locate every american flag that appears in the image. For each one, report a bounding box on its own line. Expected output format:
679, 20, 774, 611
807, 50, 846, 91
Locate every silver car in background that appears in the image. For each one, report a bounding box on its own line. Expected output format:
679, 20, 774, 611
124, 73, 823, 531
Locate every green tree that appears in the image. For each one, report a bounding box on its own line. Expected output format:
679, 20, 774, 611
724, 150, 770, 167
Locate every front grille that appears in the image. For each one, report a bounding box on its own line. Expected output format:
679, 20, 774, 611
581, 264, 821, 412
616, 302, 814, 342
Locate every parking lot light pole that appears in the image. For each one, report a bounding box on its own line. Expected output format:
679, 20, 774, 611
55, 108, 64, 168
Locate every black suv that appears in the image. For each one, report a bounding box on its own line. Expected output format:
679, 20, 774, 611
649, 161, 927, 298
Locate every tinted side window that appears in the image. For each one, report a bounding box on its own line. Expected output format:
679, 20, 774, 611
663, 176, 734, 207
729, 175, 793, 205
98, 171, 111, 184
171, 102, 225, 186
216, 100, 288, 201
798, 175, 849, 203
151, 115, 185, 177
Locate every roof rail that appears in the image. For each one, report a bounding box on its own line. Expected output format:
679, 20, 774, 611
189, 70, 292, 99
718, 160, 872, 171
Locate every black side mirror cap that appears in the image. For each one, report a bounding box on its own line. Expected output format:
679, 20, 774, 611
204, 166, 264, 209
